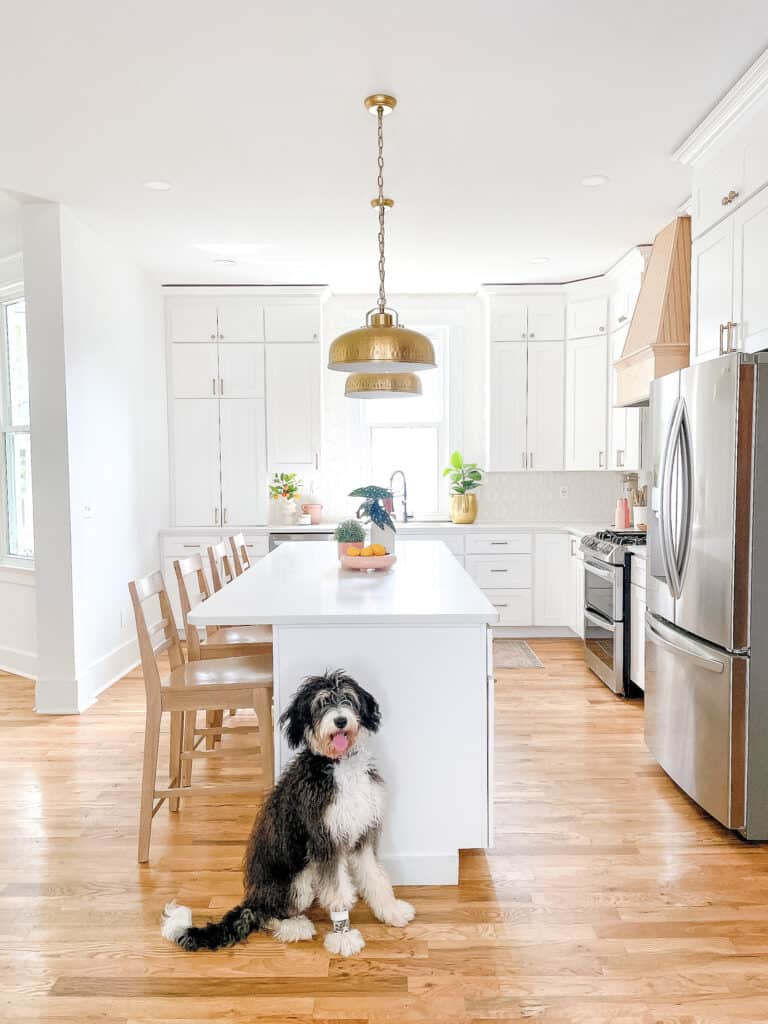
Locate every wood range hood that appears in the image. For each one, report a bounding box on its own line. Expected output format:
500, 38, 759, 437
614, 216, 691, 407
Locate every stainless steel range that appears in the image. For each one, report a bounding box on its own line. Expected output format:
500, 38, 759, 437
580, 528, 647, 695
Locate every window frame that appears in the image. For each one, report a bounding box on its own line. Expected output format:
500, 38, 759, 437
0, 286, 33, 567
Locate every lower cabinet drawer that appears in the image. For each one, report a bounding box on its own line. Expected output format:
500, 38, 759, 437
466, 533, 532, 555
484, 588, 532, 626
465, 554, 532, 589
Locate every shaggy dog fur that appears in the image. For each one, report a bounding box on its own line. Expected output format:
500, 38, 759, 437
161, 670, 414, 956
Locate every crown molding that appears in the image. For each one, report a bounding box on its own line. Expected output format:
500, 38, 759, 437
673, 48, 768, 165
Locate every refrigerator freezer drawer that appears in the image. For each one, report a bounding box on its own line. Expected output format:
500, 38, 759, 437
644, 612, 747, 830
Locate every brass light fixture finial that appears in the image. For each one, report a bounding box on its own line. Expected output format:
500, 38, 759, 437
328, 94, 436, 396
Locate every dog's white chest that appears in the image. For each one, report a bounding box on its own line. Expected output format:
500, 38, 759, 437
325, 751, 384, 847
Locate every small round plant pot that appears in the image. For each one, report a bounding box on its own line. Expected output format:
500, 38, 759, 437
278, 497, 297, 524
338, 541, 364, 557
450, 493, 477, 524
302, 503, 323, 525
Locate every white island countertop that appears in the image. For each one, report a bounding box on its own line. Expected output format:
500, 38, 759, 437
188, 540, 499, 627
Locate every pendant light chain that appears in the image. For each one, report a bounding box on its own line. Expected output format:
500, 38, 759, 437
376, 104, 387, 313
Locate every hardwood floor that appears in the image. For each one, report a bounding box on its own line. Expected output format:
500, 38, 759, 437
2, 638, 768, 1022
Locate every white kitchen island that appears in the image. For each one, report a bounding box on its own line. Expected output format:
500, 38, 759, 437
188, 540, 498, 884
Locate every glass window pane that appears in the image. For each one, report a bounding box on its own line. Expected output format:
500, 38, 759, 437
5, 299, 29, 427
5, 432, 34, 557
370, 426, 439, 516
364, 331, 445, 426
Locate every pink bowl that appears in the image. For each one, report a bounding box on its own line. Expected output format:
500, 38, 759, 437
340, 553, 397, 572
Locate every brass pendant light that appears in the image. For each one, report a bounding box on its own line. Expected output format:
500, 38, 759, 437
328, 94, 436, 396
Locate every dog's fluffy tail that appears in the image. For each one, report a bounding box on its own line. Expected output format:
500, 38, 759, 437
161, 899, 263, 951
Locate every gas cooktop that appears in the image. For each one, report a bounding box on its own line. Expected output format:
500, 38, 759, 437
580, 528, 647, 564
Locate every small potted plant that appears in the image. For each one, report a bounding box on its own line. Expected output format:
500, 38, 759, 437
443, 451, 484, 524
334, 518, 366, 557
349, 484, 396, 551
269, 472, 303, 524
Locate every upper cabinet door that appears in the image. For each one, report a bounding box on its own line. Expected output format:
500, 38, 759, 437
488, 342, 527, 471
526, 297, 565, 341
690, 218, 734, 364
218, 343, 265, 398
489, 299, 527, 341
733, 186, 768, 355
566, 297, 608, 339
219, 398, 268, 525
692, 143, 744, 240
215, 298, 265, 343
264, 302, 320, 342
171, 344, 219, 398
566, 335, 608, 469
526, 342, 564, 470
167, 298, 219, 344
265, 342, 321, 471
172, 399, 221, 527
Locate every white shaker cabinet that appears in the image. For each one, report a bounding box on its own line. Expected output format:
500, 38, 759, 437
690, 218, 734, 364
526, 342, 565, 470
566, 297, 607, 339
533, 533, 570, 626
167, 298, 219, 344
173, 400, 222, 527
489, 299, 528, 341
733, 186, 768, 355
568, 536, 585, 638
265, 342, 321, 472
489, 342, 527, 471
264, 302, 320, 342
215, 298, 265, 343
171, 344, 220, 398
218, 343, 265, 398
608, 324, 642, 471
565, 334, 608, 469
489, 296, 565, 341
219, 399, 268, 526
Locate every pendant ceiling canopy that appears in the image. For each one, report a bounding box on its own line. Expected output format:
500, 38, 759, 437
328, 94, 436, 394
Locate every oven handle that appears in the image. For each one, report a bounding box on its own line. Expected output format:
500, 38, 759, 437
584, 608, 616, 633
583, 561, 617, 583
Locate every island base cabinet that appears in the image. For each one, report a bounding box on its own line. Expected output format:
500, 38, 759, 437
273, 622, 491, 885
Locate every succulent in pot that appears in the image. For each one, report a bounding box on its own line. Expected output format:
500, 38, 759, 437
334, 518, 366, 556
443, 451, 484, 524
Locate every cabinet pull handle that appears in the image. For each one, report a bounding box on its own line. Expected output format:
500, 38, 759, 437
223, 508, 228, 524
598, 450, 605, 468
570, 537, 577, 556
521, 451, 527, 469
529, 451, 534, 469
490, 541, 508, 545
492, 602, 509, 608
220, 377, 224, 395
314, 451, 319, 470
618, 315, 627, 323
719, 322, 727, 355
726, 321, 738, 352
214, 508, 219, 524
721, 190, 739, 206
490, 568, 509, 573
616, 449, 624, 467
212, 378, 217, 395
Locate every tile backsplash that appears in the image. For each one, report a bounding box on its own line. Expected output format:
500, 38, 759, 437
477, 472, 627, 524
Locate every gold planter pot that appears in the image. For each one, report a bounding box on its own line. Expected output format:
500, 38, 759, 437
450, 493, 478, 524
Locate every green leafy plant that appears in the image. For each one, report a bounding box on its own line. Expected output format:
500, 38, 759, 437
334, 519, 365, 543
269, 472, 302, 501
443, 451, 483, 494
349, 485, 396, 532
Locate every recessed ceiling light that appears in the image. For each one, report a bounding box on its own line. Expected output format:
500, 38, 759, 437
213, 258, 237, 265
144, 179, 172, 191
530, 256, 550, 265
580, 174, 610, 187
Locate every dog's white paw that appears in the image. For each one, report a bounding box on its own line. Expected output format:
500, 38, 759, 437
161, 900, 192, 942
324, 927, 365, 957
379, 899, 415, 927
272, 915, 316, 943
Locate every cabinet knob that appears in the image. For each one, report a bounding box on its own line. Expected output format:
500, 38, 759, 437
599, 325, 605, 332
598, 450, 605, 469
618, 315, 627, 323
210, 334, 216, 340
721, 190, 739, 206
529, 332, 535, 339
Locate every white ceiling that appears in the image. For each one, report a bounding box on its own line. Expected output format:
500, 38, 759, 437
0, 1, 766, 291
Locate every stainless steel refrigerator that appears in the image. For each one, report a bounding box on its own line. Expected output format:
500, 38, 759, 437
646, 351, 768, 839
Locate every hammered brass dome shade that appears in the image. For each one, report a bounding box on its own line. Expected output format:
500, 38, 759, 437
344, 372, 422, 398
329, 312, 436, 373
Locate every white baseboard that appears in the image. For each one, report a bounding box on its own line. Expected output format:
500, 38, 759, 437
492, 627, 578, 639
35, 635, 141, 714
379, 852, 459, 886
35, 676, 81, 714
0, 646, 37, 680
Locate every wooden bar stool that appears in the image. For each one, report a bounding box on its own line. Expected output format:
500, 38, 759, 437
229, 532, 252, 576
128, 571, 274, 863
207, 540, 236, 592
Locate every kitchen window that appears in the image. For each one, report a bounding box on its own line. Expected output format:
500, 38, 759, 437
1, 295, 34, 560
365, 328, 449, 516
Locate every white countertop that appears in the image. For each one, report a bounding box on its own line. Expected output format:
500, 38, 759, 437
162, 520, 604, 538
188, 540, 499, 627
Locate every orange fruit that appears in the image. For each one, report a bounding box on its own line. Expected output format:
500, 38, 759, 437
371, 544, 387, 556
346, 547, 361, 557
360, 546, 374, 557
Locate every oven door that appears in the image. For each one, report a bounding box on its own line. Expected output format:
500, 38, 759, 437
584, 608, 624, 695
583, 557, 623, 622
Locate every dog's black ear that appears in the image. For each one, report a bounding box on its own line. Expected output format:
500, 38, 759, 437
354, 682, 381, 734
278, 682, 313, 749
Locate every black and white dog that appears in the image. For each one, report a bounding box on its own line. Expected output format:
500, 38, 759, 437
161, 670, 414, 956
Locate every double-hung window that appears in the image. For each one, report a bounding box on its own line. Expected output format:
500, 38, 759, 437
365, 327, 449, 518
1, 295, 33, 560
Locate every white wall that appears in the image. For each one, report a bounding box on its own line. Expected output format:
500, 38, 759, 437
23, 201, 168, 712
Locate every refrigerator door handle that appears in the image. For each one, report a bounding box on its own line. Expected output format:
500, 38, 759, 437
660, 397, 687, 599
646, 614, 725, 674
676, 400, 694, 592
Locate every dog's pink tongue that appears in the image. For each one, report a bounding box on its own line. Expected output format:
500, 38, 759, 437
332, 732, 349, 753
